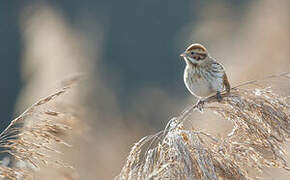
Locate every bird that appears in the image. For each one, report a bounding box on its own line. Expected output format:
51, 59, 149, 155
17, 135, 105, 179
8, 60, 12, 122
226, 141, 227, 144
180, 43, 230, 103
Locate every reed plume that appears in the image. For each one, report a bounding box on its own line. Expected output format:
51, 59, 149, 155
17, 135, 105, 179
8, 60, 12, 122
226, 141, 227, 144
0, 76, 80, 179
116, 73, 290, 180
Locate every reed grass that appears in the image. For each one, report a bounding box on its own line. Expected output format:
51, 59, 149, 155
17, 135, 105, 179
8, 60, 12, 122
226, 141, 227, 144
0, 72, 289, 179
116, 73, 290, 180
0, 76, 80, 179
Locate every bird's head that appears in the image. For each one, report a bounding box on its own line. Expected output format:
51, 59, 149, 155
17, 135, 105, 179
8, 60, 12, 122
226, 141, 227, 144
180, 43, 208, 65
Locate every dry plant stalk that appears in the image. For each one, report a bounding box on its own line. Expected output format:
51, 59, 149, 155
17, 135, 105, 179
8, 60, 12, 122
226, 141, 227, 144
0, 76, 80, 179
116, 74, 290, 180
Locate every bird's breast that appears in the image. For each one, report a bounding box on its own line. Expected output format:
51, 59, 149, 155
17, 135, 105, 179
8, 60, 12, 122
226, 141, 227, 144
184, 66, 215, 98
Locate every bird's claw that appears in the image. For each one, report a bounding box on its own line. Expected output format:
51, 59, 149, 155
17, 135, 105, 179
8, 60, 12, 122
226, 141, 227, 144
197, 99, 205, 112
216, 91, 222, 102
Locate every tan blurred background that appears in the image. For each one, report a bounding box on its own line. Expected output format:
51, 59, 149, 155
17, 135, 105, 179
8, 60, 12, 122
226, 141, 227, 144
0, 0, 289, 179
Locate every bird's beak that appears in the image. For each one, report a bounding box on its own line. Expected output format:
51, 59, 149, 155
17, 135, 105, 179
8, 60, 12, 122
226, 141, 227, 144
180, 52, 186, 58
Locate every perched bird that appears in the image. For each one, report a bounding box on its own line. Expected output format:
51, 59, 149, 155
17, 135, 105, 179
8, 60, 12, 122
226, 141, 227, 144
180, 43, 230, 102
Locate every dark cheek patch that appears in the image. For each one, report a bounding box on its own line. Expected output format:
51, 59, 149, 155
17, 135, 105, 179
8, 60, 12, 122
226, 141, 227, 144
193, 55, 199, 60
198, 54, 206, 60
192, 54, 206, 61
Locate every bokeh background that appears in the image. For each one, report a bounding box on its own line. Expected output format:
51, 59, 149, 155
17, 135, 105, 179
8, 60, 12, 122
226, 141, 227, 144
0, 0, 289, 179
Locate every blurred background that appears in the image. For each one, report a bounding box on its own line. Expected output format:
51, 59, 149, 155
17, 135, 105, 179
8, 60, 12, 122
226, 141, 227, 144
0, 0, 289, 179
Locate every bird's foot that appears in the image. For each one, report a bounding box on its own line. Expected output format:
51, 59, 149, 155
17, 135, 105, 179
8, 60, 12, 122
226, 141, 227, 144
216, 91, 222, 102
197, 99, 205, 112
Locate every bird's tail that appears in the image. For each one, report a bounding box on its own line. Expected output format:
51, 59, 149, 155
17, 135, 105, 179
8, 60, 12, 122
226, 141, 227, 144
223, 74, 231, 93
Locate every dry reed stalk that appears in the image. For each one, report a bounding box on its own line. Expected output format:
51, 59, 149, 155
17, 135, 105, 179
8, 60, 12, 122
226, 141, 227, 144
0, 76, 80, 179
116, 73, 290, 180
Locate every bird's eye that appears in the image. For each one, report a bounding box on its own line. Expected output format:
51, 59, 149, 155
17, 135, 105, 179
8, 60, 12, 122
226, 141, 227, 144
191, 52, 194, 55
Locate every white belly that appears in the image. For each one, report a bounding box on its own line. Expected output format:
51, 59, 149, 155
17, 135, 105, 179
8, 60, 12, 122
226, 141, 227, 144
184, 67, 215, 98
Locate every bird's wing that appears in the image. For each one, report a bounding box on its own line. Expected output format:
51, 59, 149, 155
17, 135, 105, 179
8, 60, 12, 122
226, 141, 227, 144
210, 61, 231, 92
210, 61, 225, 77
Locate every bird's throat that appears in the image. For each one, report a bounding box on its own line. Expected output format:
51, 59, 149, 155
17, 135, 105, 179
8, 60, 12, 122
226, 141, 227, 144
186, 59, 198, 68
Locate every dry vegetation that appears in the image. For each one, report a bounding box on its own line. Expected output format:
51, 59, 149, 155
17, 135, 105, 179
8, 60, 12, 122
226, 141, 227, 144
116, 73, 290, 180
0, 77, 80, 179
0, 76, 288, 179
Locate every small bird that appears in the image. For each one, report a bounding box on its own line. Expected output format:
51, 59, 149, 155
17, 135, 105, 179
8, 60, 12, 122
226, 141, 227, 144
180, 43, 230, 102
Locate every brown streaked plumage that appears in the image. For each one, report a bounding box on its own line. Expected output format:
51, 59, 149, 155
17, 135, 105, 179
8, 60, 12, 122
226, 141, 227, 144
223, 74, 231, 93
186, 43, 207, 54
180, 43, 231, 102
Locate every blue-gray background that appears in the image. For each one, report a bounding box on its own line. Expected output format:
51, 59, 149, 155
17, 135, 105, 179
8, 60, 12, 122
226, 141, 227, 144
1, 1, 290, 179
0, 0, 250, 131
